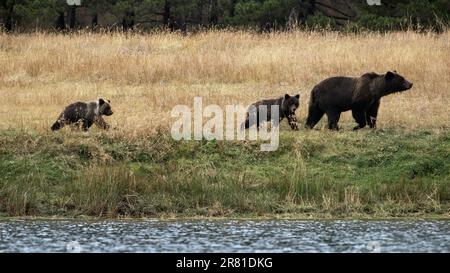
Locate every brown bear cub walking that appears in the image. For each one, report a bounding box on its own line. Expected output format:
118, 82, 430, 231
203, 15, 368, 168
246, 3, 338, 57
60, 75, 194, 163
51, 98, 114, 131
242, 94, 300, 130
305, 71, 413, 130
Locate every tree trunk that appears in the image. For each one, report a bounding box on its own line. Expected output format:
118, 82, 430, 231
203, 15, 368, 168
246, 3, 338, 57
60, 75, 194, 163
229, 0, 237, 17
208, 0, 218, 26
176, 15, 187, 35
163, 0, 171, 27
92, 13, 98, 29
5, 6, 14, 32
68, 6, 76, 29
287, 8, 299, 29
56, 11, 66, 30
122, 11, 135, 31
198, 0, 204, 26
308, 0, 316, 15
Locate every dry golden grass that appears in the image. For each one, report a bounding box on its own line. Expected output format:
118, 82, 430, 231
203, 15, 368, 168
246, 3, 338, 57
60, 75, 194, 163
0, 30, 449, 135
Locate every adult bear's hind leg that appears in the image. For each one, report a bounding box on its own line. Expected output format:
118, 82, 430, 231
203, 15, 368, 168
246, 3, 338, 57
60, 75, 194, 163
326, 110, 341, 130
305, 104, 325, 129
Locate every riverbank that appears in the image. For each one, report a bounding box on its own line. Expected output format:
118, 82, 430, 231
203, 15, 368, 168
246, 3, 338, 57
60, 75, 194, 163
1, 128, 449, 219
1, 32, 449, 219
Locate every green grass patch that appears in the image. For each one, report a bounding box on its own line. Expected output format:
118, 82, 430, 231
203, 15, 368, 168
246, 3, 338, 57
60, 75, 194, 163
0, 128, 449, 218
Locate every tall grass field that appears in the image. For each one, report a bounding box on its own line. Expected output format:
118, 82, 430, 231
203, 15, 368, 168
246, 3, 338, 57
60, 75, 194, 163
0, 30, 449, 218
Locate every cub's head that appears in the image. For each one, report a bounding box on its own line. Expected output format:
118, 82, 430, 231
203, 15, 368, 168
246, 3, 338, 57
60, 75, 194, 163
384, 71, 413, 95
99, 98, 113, 116
283, 94, 300, 115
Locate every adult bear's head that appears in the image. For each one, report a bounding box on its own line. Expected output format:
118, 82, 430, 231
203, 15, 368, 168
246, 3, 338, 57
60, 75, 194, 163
383, 71, 413, 95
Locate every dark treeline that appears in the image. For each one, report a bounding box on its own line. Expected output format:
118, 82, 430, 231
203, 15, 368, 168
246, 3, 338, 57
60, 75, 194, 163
0, 0, 449, 32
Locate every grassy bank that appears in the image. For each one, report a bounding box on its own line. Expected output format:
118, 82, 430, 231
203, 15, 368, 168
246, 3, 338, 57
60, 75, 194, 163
0, 31, 449, 219
1, 128, 449, 219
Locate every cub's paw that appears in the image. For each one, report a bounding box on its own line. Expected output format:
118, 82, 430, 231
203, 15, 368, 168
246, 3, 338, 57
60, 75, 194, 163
288, 115, 300, 131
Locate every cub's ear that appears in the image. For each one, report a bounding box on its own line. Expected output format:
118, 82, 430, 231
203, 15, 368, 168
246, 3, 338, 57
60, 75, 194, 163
99, 98, 105, 105
284, 94, 291, 99
385, 71, 395, 80
295, 94, 300, 99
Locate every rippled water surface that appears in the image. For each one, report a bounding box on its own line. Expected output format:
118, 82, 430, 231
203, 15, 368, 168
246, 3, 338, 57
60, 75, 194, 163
0, 220, 449, 252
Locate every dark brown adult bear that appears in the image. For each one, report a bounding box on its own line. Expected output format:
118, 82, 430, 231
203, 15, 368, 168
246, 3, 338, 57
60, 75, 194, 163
51, 98, 113, 131
305, 71, 413, 130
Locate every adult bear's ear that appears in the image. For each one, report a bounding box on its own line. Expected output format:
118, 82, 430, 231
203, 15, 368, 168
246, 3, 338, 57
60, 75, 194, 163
284, 94, 290, 99
385, 71, 395, 80
295, 94, 300, 99
99, 98, 105, 105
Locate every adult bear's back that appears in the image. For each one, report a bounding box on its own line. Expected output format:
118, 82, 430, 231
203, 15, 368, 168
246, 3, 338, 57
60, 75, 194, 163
310, 76, 359, 110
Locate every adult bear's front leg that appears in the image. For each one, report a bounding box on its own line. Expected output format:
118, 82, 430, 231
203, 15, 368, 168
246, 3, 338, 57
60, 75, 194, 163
352, 109, 367, 130
366, 100, 380, 128
326, 110, 341, 130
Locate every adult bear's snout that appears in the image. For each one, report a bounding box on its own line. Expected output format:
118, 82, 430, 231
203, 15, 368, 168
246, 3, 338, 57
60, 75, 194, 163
405, 81, 413, 89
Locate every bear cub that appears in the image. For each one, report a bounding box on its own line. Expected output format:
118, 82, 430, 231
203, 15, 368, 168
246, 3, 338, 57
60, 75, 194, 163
242, 94, 300, 130
51, 98, 114, 131
305, 71, 413, 130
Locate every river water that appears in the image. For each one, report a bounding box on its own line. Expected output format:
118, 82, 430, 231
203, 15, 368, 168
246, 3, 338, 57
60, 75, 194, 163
0, 220, 449, 252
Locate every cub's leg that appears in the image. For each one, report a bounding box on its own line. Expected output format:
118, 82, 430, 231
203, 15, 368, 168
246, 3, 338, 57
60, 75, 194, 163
51, 113, 67, 131
81, 119, 94, 132
241, 112, 258, 130
69, 119, 84, 131
286, 114, 299, 131
94, 116, 110, 130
